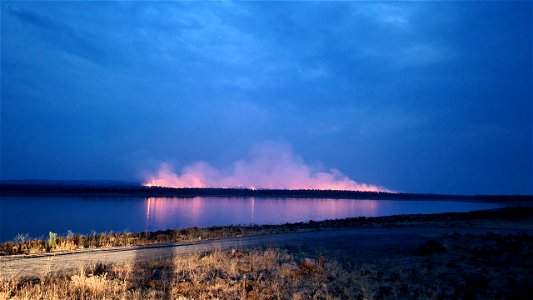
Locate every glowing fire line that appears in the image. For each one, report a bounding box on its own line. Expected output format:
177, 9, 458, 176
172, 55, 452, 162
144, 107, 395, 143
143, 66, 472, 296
143, 143, 392, 192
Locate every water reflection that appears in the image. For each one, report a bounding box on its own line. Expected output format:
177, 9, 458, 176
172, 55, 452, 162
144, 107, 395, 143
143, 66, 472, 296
143, 197, 380, 231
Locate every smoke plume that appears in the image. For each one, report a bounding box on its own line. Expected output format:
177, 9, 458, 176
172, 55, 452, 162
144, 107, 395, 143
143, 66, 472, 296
144, 142, 391, 192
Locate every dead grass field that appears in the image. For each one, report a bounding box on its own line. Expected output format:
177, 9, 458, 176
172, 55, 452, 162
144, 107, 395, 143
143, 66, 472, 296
1, 232, 532, 300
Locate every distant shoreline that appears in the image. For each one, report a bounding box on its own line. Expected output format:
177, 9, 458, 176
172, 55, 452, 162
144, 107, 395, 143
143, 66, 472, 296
1, 182, 532, 202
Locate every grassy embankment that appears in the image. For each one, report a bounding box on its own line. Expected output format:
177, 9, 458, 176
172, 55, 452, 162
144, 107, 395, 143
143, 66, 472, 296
1, 207, 532, 256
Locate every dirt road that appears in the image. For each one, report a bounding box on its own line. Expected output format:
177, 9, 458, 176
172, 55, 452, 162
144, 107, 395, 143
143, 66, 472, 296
1, 226, 531, 279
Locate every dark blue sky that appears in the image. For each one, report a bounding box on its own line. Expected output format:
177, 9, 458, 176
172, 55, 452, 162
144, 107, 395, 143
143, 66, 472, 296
1, 1, 531, 195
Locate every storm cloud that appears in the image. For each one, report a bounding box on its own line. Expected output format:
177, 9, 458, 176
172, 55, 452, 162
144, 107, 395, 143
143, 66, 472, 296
1, 1, 531, 194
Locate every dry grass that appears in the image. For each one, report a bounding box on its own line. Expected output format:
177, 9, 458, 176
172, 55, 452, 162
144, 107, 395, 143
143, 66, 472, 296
0, 248, 364, 300
1, 232, 532, 299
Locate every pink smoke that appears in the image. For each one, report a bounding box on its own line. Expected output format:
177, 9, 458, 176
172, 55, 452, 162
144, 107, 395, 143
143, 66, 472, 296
144, 142, 392, 192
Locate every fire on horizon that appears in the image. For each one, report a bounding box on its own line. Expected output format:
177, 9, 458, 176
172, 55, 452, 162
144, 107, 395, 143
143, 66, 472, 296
143, 143, 392, 192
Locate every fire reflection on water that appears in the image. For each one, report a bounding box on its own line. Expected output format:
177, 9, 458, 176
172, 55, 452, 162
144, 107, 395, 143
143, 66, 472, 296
251, 197, 255, 222
143, 197, 378, 231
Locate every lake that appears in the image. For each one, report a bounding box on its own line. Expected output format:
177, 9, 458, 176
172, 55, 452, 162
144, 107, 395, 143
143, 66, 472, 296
0, 196, 503, 242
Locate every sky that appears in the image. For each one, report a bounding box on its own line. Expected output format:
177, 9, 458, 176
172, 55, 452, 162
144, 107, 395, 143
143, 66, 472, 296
1, 1, 531, 195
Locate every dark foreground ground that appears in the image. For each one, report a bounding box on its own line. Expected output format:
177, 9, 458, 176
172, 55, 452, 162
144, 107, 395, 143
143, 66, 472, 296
1, 207, 532, 299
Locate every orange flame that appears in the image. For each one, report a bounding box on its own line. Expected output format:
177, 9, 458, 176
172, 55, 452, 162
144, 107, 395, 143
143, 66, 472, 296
143, 142, 392, 192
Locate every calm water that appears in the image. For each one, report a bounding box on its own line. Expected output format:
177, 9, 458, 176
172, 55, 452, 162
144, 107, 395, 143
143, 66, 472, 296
0, 196, 503, 242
